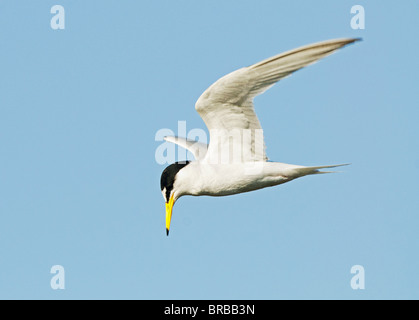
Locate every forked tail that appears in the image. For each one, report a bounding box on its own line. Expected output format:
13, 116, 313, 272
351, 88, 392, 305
289, 163, 350, 178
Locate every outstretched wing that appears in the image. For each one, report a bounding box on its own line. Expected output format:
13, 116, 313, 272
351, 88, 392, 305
164, 136, 208, 161
195, 38, 360, 163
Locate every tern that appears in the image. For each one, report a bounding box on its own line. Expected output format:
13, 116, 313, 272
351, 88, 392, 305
160, 38, 360, 236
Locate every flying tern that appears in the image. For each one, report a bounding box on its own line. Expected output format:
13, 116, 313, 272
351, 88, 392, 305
160, 38, 360, 235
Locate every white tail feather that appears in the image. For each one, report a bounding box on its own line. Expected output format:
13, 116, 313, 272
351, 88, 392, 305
288, 163, 350, 178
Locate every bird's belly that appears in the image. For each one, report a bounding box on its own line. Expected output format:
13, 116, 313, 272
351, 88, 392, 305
197, 163, 290, 197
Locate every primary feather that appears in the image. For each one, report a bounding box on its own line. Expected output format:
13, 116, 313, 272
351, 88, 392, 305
195, 38, 360, 163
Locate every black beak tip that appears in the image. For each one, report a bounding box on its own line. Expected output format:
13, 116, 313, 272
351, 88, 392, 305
166, 228, 169, 236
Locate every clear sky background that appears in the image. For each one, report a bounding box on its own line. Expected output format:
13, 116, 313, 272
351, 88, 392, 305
0, 1, 418, 300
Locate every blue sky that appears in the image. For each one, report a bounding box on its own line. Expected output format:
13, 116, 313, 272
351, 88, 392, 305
0, 1, 418, 299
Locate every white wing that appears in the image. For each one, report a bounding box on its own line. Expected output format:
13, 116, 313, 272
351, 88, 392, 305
164, 136, 208, 161
195, 38, 360, 163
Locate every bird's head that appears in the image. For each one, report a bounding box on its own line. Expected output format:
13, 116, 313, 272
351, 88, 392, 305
160, 161, 191, 236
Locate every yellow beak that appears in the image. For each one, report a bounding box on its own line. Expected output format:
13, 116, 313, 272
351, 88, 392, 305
165, 195, 175, 236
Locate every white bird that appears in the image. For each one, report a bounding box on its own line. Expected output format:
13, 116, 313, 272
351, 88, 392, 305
160, 38, 360, 235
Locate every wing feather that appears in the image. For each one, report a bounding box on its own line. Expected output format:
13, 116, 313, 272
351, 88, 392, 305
164, 136, 208, 161
195, 38, 360, 163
